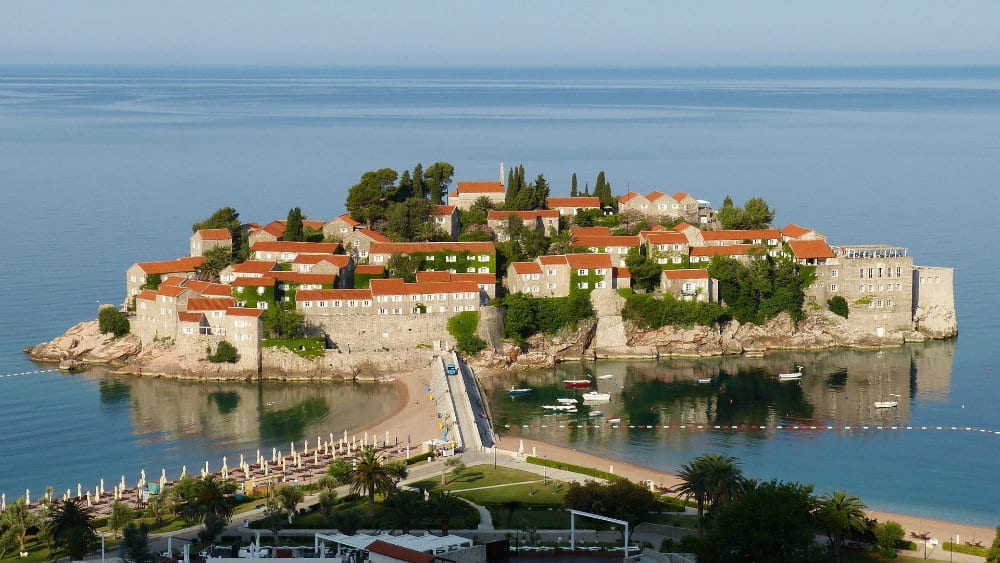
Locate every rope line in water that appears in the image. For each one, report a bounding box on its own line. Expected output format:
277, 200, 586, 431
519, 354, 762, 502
504, 423, 1000, 435
0, 369, 58, 378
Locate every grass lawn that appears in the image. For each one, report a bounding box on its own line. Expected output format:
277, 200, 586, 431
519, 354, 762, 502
411, 465, 551, 493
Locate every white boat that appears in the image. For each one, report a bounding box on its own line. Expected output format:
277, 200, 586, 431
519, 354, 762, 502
581, 391, 611, 403
588, 410, 604, 417
597, 374, 615, 380
606, 417, 621, 424
875, 394, 901, 409
778, 366, 804, 381
695, 378, 712, 384
542, 404, 578, 411
556, 398, 578, 405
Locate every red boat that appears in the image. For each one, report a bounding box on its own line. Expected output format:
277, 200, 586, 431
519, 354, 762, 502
563, 379, 592, 389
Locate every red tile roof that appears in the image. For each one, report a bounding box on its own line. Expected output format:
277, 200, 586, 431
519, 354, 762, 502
297, 288, 373, 301
370, 278, 480, 296
788, 239, 835, 259
369, 241, 496, 254
565, 253, 613, 269
690, 244, 754, 256
177, 311, 204, 323
264, 271, 338, 285
538, 255, 568, 265
158, 285, 192, 298
195, 228, 232, 241
546, 196, 601, 208
225, 307, 265, 318
674, 222, 694, 232
160, 276, 186, 287
136, 257, 206, 275
618, 191, 642, 203
615, 266, 631, 278
455, 181, 505, 193
431, 205, 457, 216
252, 241, 340, 254
185, 297, 236, 311
673, 191, 693, 201
188, 281, 233, 297
511, 262, 543, 275
573, 235, 641, 248
357, 228, 391, 243
333, 213, 361, 227
645, 190, 669, 201
415, 271, 452, 282
486, 210, 560, 221
780, 223, 813, 238
255, 221, 286, 238
450, 273, 496, 284
135, 289, 158, 301
232, 261, 280, 274
365, 540, 435, 563
663, 268, 710, 280
293, 254, 351, 267
570, 226, 612, 237
231, 277, 276, 287
354, 264, 385, 275
641, 231, 688, 244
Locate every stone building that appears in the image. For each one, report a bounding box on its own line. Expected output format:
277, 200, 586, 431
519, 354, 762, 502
296, 278, 482, 318
125, 256, 206, 306
486, 209, 560, 241
447, 181, 505, 211
640, 230, 691, 267
251, 241, 341, 263
368, 241, 497, 273
431, 205, 460, 241
546, 196, 601, 217
189, 228, 233, 257
660, 269, 718, 303
505, 253, 628, 297
571, 235, 641, 267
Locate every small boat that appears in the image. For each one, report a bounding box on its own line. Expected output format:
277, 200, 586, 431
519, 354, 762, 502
875, 394, 901, 409
778, 366, 804, 381
695, 378, 712, 384
582, 391, 611, 403
542, 404, 578, 411
597, 374, 615, 380
564, 379, 592, 389
606, 417, 621, 424
588, 410, 604, 417
506, 387, 532, 397
556, 398, 578, 405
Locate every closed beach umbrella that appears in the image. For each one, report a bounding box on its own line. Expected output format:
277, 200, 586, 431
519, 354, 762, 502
240, 454, 245, 467
204, 461, 209, 475
314, 451, 318, 465
120, 475, 126, 491
2, 492, 5, 511
302, 439, 308, 455
86, 491, 91, 507
161, 468, 166, 483
26, 489, 30, 505
100, 478, 105, 495
519, 439, 524, 454
272, 448, 277, 463
181, 465, 186, 478
344, 429, 348, 442
290, 441, 295, 456
77, 483, 82, 498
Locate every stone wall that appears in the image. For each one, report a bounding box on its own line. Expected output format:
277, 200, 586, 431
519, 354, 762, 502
308, 314, 454, 354
913, 265, 958, 338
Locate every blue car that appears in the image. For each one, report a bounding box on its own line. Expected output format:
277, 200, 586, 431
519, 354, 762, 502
445, 364, 458, 375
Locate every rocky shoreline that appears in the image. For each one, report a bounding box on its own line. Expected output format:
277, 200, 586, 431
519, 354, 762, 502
27, 297, 958, 380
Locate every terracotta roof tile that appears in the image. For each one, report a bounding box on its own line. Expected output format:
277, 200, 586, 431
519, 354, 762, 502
788, 239, 836, 259
159, 276, 186, 287
195, 282, 234, 297
264, 272, 338, 285
158, 285, 192, 297
641, 231, 688, 244
251, 241, 340, 254
415, 271, 452, 282
370, 278, 480, 296
333, 213, 361, 227
195, 228, 232, 241
366, 540, 435, 563
136, 256, 206, 275
225, 307, 265, 318
663, 268, 710, 280
177, 311, 204, 323
357, 228, 391, 243
701, 229, 781, 241
232, 261, 280, 274
135, 289, 158, 301
538, 255, 568, 265
780, 223, 813, 238
511, 262, 543, 274
292, 254, 351, 267
615, 266, 631, 278
618, 191, 642, 203
570, 226, 612, 237
231, 277, 277, 287
431, 205, 457, 215
674, 222, 694, 232
673, 191, 692, 201
645, 190, 669, 201
455, 181, 505, 193
690, 244, 753, 256
573, 235, 641, 248
297, 288, 373, 301
354, 264, 385, 275
185, 297, 236, 311
450, 272, 496, 284
369, 241, 495, 254
546, 196, 601, 208
565, 253, 613, 269
256, 221, 286, 238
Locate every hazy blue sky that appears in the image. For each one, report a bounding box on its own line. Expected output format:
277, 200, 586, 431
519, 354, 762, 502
4, 0, 999, 66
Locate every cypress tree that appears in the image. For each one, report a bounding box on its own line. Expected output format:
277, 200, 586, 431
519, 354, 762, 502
413, 163, 425, 199
570, 173, 578, 197
505, 167, 520, 209
582, 182, 590, 196
285, 207, 304, 242
534, 174, 550, 209
397, 170, 413, 201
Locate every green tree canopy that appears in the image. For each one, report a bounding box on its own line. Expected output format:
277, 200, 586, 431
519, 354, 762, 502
424, 162, 455, 205
192, 207, 241, 233
108, 499, 135, 539
0, 497, 39, 557
277, 484, 305, 523
346, 168, 399, 225
563, 479, 659, 534
815, 490, 869, 563
716, 196, 776, 229
261, 302, 306, 338
708, 254, 813, 325
46, 499, 98, 560
284, 207, 305, 242
197, 245, 234, 280
385, 197, 434, 242
121, 523, 155, 563
624, 247, 662, 293
349, 448, 396, 515
98, 305, 131, 337
570, 173, 578, 197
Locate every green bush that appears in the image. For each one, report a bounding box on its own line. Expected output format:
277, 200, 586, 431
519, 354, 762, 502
501, 292, 594, 344
405, 452, 433, 465
525, 456, 622, 482
207, 341, 239, 363
943, 541, 987, 557
622, 293, 729, 329
447, 311, 487, 355
827, 295, 849, 318
98, 306, 131, 337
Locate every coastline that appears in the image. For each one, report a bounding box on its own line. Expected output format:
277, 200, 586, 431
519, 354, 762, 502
506, 436, 996, 546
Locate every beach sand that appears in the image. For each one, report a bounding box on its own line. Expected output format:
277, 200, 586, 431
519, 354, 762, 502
360, 371, 998, 546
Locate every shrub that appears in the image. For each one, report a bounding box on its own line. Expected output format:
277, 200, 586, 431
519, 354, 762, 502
827, 295, 849, 318
525, 456, 622, 481
98, 306, 130, 337
207, 341, 239, 363
875, 521, 905, 558
500, 292, 594, 344
448, 311, 487, 355
622, 293, 729, 329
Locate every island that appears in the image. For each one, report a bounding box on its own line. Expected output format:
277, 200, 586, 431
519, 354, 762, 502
27, 162, 958, 379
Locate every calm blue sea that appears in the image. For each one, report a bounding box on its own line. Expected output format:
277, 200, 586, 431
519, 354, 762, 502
1, 65, 998, 525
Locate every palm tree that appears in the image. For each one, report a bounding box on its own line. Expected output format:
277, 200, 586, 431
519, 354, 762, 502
675, 458, 710, 536
385, 490, 424, 534
426, 491, 464, 535
194, 474, 235, 523
349, 448, 395, 515
816, 490, 869, 563
701, 453, 745, 516
46, 499, 98, 560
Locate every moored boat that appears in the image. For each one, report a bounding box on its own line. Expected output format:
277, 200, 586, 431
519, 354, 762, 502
695, 377, 712, 384
564, 379, 592, 389
875, 394, 901, 409
582, 391, 611, 402
556, 398, 578, 405
606, 417, 621, 424
507, 387, 532, 396
597, 374, 614, 380
778, 366, 804, 381
542, 404, 578, 412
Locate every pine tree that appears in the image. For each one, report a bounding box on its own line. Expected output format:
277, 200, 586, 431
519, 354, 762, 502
412, 163, 425, 199
570, 173, 578, 197
285, 207, 304, 242
533, 174, 550, 209
397, 170, 413, 201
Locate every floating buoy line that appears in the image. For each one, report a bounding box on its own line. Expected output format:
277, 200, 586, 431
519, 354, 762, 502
503, 422, 1000, 436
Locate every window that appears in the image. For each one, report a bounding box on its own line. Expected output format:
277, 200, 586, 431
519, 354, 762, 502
317, 301, 327, 307
859, 268, 864, 278
183, 326, 193, 334
887, 299, 893, 307
467, 267, 476, 273
410, 294, 420, 301
259, 302, 268, 310
831, 269, 838, 277
547, 269, 556, 276
674, 244, 684, 251
859, 285, 865, 292
896, 283, 901, 291
868, 268, 874, 278
392, 308, 403, 315
896, 267, 901, 277
426, 255, 435, 261
392, 295, 403, 302
658, 258, 668, 264
595, 281, 606, 289
347, 300, 357, 307
578, 269, 588, 275
546, 283, 556, 289
868, 301, 875, 309
878, 267, 883, 278
830, 284, 837, 291
595, 268, 606, 275
478, 255, 490, 262
478, 267, 490, 273
257, 286, 265, 295
140, 302, 147, 310
578, 282, 589, 289
446, 255, 457, 262
878, 284, 883, 291
378, 308, 387, 315
303, 301, 312, 307
868, 284, 874, 291
877, 300, 883, 308
658, 244, 667, 251
672, 257, 682, 264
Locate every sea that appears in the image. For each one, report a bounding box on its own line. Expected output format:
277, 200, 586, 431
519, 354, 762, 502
0, 65, 998, 526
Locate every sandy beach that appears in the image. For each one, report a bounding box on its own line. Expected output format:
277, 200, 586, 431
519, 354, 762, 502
360, 368, 998, 547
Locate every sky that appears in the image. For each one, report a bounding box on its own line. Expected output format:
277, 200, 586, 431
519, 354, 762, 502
3, 0, 1000, 67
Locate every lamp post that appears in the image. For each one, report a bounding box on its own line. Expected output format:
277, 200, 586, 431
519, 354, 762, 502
949, 537, 953, 563
99, 531, 107, 563
493, 446, 497, 469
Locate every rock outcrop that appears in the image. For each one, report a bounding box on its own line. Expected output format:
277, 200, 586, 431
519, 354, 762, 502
913, 304, 959, 339
26, 320, 141, 366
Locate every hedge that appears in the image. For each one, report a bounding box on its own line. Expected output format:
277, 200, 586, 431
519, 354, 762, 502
525, 456, 623, 482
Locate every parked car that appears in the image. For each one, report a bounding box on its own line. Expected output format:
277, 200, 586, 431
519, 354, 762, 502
445, 364, 458, 375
